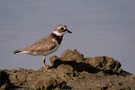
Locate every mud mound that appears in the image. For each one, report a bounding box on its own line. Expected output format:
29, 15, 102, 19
0, 49, 135, 90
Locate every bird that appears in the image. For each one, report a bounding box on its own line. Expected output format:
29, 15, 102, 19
13, 24, 72, 72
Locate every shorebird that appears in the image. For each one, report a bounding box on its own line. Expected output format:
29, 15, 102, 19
13, 24, 72, 72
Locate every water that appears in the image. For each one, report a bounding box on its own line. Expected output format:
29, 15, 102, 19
0, 0, 135, 74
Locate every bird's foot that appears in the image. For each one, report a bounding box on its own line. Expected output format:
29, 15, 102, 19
43, 65, 52, 72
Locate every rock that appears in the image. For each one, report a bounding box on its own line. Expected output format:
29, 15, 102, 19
56, 64, 74, 82
0, 71, 10, 89
109, 85, 131, 90
50, 57, 99, 74
60, 49, 84, 62
57, 64, 73, 74
50, 49, 99, 73
1, 49, 135, 89
50, 55, 62, 68
34, 77, 67, 90
86, 56, 122, 72
50, 55, 60, 66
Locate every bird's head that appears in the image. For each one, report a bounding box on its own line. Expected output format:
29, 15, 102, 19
53, 24, 72, 36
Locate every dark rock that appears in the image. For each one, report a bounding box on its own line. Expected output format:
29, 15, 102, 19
0, 71, 10, 89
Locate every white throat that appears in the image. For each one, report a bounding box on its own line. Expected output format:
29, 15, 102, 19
53, 31, 65, 36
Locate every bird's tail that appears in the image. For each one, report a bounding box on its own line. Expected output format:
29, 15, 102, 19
13, 50, 21, 54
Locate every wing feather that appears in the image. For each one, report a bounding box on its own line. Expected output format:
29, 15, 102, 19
21, 35, 57, 54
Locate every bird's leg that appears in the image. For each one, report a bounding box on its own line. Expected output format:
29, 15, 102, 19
42, 56, 48, 72
42, 56, 52, 72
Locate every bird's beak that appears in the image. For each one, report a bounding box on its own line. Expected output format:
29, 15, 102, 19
66, 29, 72, 33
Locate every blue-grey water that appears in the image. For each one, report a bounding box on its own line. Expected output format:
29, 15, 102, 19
0, 0, 135, 74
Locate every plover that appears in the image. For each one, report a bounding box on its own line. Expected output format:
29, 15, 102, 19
13, 24, 72, 72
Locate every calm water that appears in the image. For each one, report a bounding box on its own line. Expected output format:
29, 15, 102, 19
0, 1, 135, 74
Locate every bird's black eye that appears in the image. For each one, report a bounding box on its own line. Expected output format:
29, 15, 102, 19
61, 27, 65, 30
